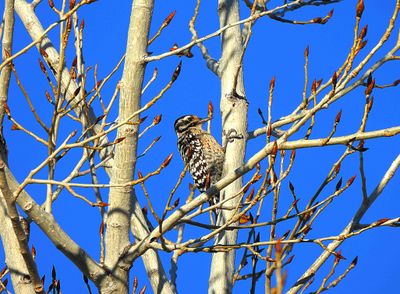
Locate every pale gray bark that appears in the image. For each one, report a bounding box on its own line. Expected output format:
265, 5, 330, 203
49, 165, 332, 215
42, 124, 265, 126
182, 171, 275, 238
0, 1, 37, 293
104, 1, 174, 293
209, 1, 248, 293
0, 201, 37, 294
0, 0, 14, 159
0, 161, 44, 293
4, 166, 117, 292
13, 2, 173, 293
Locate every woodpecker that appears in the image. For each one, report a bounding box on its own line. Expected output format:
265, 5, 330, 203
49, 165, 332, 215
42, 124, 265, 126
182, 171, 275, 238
174, 115, 224, 210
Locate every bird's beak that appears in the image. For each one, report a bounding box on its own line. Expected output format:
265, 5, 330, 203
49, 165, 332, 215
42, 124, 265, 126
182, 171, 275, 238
198, 116, 212, 125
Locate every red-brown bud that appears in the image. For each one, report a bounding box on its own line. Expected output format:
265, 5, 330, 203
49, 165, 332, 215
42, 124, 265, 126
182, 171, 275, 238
358, 40, 367, 51
356, 0, 364, 18
45, 90, 52, 103
335, 163, 341, 174
365, 78, 375, 95
161, 153, 173, 167
153, 114, 162, 125
69, 0, 76, 10
97, 202, 109, 207
359, 25, 368, 39
335, 110, 342, 124
173, 197, 180, 208
332, 71, 337, 89
11, 124, 20, 131
311, 79, 317, 94
137, 171, 143, 179
139, 116, 148, 124
304, 46, 309, 58
96, 79, 103, 88
286, 255, 294, 264
316, 78, 323, 89
208, 101, 214, 116
169, 43, 179, 52
244, 188, 255, 203
270, 76, 276, 90
171, 61, 182, 82
346, 175, 356, 186
80, 19, 85, 31
48, 0, 55, 8
163, 10, 176, 26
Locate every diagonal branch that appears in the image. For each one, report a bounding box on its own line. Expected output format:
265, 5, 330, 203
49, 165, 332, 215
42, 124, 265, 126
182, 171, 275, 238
287, 153, 400, 293
117, 127, 400, 269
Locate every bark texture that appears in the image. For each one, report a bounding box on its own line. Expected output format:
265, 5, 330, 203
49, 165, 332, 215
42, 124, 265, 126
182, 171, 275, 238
104, 1, 174, 293
209, 1, 248, 293
0, 1, 37, 292
12, 1, 172, 293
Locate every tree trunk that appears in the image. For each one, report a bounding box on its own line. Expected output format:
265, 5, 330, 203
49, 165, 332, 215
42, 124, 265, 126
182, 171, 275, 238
209, 0, 248, 293
0, 1, 36, 292
104, 1, 174, 293
0, 199, 37, 294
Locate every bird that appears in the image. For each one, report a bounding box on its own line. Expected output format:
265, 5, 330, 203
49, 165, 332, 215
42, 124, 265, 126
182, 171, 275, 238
174, 115, 224, 212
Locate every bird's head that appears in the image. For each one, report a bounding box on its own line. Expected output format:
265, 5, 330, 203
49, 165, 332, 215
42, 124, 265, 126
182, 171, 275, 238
174, 115, 211, 136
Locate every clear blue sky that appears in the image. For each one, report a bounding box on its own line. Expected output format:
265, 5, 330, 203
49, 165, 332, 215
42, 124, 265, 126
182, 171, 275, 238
0, 0, 399, 293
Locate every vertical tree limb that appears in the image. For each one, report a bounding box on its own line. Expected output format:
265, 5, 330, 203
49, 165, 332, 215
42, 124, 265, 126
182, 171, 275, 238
0, 1, 37, 292
104, 1, 174, 293
209, 0, 248, 293
13, 2, 173, 292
